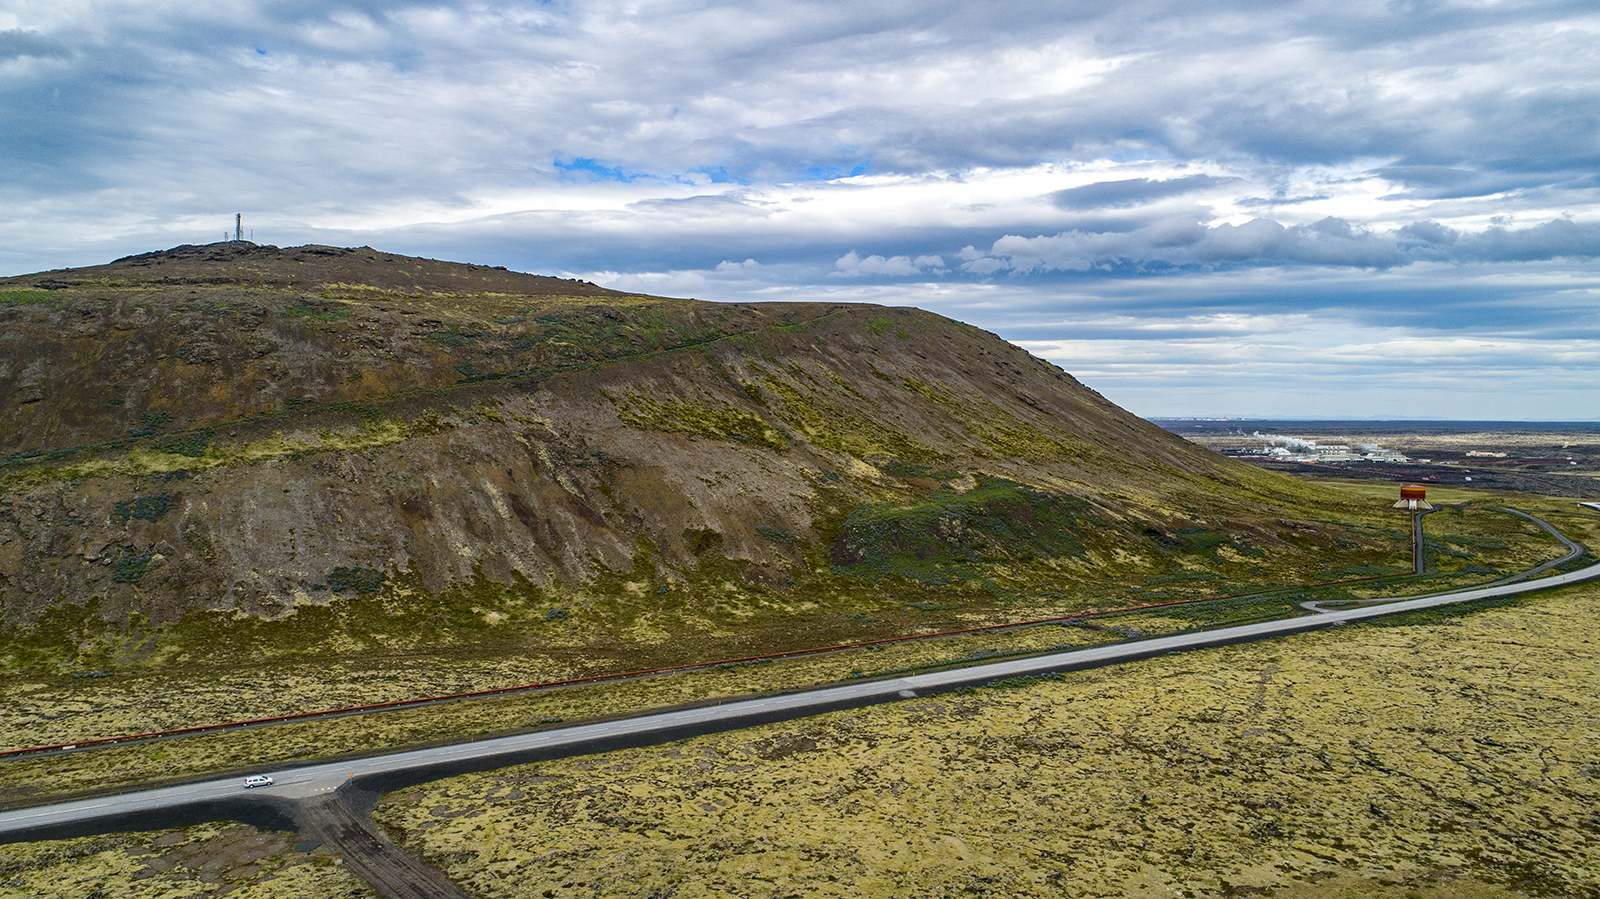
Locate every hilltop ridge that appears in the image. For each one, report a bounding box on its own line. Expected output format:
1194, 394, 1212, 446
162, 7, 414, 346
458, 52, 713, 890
21, 241, 621, 297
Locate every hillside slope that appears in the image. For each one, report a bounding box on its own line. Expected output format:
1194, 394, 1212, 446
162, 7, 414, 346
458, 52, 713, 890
0, 243, 1389, 671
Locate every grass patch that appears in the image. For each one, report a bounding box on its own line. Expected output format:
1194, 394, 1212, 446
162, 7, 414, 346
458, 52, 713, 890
762, 376, 941, 461
900, 376, 1090, 462
617, 396, 786, 450
282, 302, 352, 322
832, 478, 1093, 585
0, 289, 52, 306
0, 414, 446, 494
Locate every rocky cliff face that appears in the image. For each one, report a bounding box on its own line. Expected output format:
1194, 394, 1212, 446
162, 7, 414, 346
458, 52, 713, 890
0, 243, 1365, 668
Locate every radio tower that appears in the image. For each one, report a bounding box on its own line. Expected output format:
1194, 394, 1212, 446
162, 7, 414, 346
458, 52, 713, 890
235, 214, 242, 242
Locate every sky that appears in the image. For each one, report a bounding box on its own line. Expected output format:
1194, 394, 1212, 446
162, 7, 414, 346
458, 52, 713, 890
2, 1, 1597, 420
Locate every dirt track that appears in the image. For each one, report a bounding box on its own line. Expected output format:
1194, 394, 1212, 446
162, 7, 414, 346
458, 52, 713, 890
296, 798, 470, 899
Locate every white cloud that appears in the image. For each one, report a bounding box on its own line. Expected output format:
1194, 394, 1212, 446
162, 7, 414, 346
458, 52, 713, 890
832, 250, 945, 277
961, 216, 1599, 273
588, 268, 708, 295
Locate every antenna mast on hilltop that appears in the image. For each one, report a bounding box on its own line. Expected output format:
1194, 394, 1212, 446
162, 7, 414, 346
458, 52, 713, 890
235, 214, 242, 242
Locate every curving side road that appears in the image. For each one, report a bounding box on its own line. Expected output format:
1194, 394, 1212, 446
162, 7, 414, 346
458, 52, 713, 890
4, 551, 1599, 848
1302, 507, 1586, 613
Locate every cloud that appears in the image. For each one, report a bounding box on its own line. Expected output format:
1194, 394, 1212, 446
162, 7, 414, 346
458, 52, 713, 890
1049, 174, 1237, 209
0, 30, 69, 62
833, 251, 945, 277
8, 0, 1598, 206
627, 195, 772, 219
969, 216, 1405, 271
1395, 221, 1458, 246
1454, 219, 1600, 263
962, 216, 1600, 273
1372, 166, 1541, 201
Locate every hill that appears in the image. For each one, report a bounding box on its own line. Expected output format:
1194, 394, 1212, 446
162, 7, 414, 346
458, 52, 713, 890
0, 242, 1391, 673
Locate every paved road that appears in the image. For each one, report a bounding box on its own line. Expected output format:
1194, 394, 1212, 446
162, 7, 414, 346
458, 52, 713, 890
5, 551, 1599, 846
1486, 508, 1588, 582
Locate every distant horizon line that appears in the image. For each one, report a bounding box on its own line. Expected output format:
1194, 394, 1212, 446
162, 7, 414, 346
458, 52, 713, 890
1148, 416, 1600, 424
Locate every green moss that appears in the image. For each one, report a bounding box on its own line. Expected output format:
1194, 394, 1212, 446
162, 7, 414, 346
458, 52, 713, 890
407, 411, 454, 436
128, 412, 171, 437
101, 566, 560, 669
899, 376, 1089, 462
832, 478, 1094, 585
111, 493, 177, 524
111, 551, 152, 584
327, 566, 385, 595
505, 305, 738, 364
283, 302, 352, 322
617, 396, 786, 450
740, 380, 767, 407
762, 377, 940, 461
0, 414, 453, 495
972, 419, 1089, 461
0, 289, 53, 306
683, 528, 725, 555
756, 525, 797, 545
0, 599, 113, 671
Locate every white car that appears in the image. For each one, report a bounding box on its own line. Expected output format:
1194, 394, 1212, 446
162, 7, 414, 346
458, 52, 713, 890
242, 774, 275, 789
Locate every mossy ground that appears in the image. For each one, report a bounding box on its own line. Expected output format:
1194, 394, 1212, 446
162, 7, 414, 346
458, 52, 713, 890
370, 581, 1600, 899
0, 820, 373, 898
0, 620, 1119, 802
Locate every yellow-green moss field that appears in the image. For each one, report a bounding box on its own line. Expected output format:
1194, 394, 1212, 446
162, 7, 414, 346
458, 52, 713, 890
372, 582, 1600, 899
0, 623, 1115, 801
0, 820, 374, 898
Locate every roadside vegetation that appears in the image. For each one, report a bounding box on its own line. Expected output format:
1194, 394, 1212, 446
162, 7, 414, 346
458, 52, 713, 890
369, 580, 1600, 899
0, 820, 372, 898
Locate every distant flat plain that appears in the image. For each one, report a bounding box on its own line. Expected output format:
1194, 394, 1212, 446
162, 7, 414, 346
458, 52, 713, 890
1159, 420, 1600, 498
